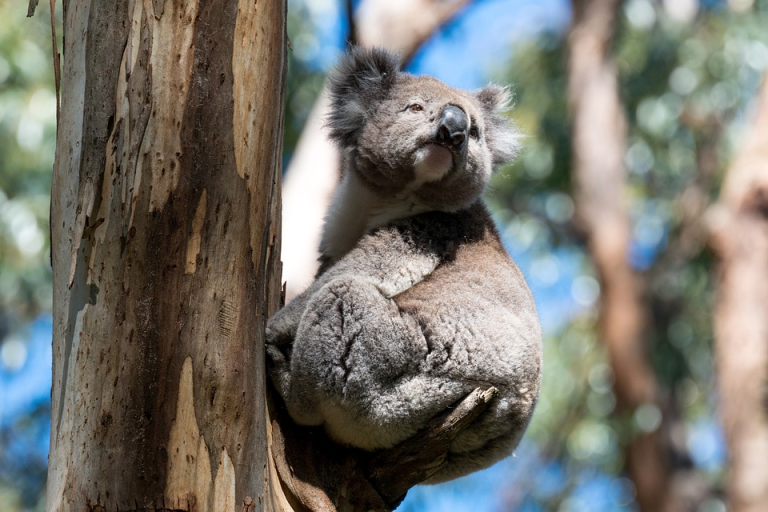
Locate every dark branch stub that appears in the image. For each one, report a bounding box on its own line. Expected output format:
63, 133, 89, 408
27, 0, 39, 17
270, 387, 498, 512
366, 387, 498, 505
345, 0, 358, 49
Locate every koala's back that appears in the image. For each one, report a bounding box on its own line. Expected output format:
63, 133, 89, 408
389, 203, 542, 482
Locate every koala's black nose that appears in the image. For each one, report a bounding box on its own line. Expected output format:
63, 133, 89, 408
437, 105, 468, 148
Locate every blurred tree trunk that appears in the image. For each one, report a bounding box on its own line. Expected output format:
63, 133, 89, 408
47, 1, 289, 510
567, 1, 674, 510
281, 0, 472, 300
710, 76, 768, 512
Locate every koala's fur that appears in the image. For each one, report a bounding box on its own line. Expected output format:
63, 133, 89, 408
267, 48, 542, 483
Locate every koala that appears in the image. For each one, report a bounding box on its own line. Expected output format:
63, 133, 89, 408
267, 47, 542, 484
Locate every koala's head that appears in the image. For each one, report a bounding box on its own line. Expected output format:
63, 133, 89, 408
326, 47, 519, 211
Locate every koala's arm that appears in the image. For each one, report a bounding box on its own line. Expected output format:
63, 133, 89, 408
266, 224, 443, 415
267, 225, 442, 346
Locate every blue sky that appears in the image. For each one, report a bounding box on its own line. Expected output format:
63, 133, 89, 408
0, 316, 52, 431
291, 0, 571, 88
409, 0, 571, 89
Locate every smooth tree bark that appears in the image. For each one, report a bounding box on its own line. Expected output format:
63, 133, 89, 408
47, 0, 289, 510
567, 1, 675, 510
710, 76, 768, 512
281, 0, 473, 301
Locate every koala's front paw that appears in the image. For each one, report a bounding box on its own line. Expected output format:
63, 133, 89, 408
266, 305, 300, 347
265, 343, 292, 399
266, 304, 302, 400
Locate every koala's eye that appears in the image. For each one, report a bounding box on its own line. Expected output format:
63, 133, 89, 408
469, 127, 479, 139
409, 103, 424, 112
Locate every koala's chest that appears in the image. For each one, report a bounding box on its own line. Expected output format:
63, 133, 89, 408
394, 240, 515, 310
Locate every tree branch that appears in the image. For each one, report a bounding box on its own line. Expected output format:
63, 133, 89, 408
708, 75, 768, 512
271, 387, 498, 512
567, 1, 675, 510
357, 0, 473, 64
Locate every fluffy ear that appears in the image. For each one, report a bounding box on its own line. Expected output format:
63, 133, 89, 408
326, 47, 401, 147
475, 84, 521, 167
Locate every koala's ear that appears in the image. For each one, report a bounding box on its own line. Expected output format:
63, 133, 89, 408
475, 84, 521, 167
326, 47, 401, 147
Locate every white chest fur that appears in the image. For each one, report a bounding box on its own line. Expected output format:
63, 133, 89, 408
319, 146, 454, 262
319, 172, 434, 262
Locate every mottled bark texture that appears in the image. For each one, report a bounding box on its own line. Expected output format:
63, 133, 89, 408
281, 0, 473, 301
567, 1, 672, 510
47, 0, 287, 510
710, 77, 768, 512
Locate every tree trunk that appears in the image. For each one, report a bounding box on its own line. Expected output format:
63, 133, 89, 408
710, 76, 768, 512
47, 0, 288, 510
281, 0, 472, 301
567, 1, 672, 510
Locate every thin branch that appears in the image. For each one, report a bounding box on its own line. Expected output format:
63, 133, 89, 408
49, 0, 61, 124
345, 0, 358, 49
29, 0, 61, 121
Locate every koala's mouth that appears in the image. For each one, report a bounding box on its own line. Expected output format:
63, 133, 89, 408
424, 139, 467, 168
413, 143, 454, 184
430, 139, 463, 154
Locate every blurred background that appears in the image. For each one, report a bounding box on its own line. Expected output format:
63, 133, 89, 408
3, 0, 768, 510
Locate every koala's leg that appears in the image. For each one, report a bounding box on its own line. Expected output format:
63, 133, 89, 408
284, 276, 466, 449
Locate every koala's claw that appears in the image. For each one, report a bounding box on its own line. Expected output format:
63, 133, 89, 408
266, 344, 292, 397
265, 309, 299, 347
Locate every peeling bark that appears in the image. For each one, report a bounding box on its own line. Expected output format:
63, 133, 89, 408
48, 0, 287, 510
710, 77, 768, 512
567, 1, 673, 510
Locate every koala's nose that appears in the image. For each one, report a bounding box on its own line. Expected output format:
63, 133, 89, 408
437, 105, 468, 148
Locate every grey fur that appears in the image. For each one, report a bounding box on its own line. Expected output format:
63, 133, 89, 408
267, 48, 541, 483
